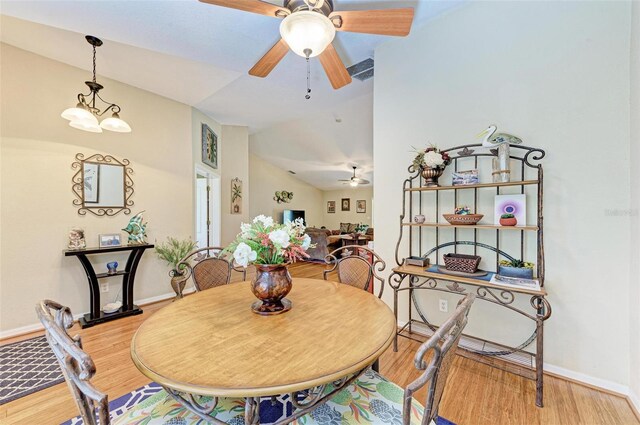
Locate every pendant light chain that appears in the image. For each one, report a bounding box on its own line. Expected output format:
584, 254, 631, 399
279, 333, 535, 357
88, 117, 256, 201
306, 56, 311, 100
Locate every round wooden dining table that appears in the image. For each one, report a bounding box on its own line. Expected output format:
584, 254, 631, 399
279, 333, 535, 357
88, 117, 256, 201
131, 277, 396, 424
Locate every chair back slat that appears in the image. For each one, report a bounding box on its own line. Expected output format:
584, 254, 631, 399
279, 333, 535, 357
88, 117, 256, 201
35, 300, 109, 425
403, 294, 475, 425
324, 245, 386, 298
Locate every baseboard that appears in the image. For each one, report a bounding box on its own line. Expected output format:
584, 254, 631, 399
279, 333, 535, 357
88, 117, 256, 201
397, 319, 637, 409
0, 289, 195, 340
628, 390, 640, 422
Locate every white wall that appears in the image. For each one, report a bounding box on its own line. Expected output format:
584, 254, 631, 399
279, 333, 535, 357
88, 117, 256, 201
374, 0, 632, 390
249, 154, 323, 227
322, 187, 373, 230
220, 126, 249, 245
0, 44, 193, 332
629, 0, 640, 408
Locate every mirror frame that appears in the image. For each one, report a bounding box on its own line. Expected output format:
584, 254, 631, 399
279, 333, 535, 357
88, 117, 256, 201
72, 153, 134, 216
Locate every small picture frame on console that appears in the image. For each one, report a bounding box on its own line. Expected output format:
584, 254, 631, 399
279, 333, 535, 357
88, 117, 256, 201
99, 233, 122, 248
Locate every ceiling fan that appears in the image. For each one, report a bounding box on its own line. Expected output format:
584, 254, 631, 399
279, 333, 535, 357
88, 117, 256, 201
339, 166, 370, 187
198, 0, 415, 89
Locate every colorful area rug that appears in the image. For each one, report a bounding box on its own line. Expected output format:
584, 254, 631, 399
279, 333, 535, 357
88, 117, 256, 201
0, 335, 65, 405
62, 382, 456, 425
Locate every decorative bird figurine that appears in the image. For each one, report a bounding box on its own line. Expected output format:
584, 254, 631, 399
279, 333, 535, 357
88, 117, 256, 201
122, 211, 147, 245
478, 125, 523, 147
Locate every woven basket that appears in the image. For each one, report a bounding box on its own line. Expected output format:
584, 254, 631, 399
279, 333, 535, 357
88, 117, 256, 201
443, 214, 484, 225
443, 253, 481, 273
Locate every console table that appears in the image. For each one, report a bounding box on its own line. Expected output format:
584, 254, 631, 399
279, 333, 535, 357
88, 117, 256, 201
64, 244, 154, 328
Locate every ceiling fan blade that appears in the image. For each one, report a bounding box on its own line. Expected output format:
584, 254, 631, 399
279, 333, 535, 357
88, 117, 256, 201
249, 39, 289, 77
338, 179, 352, 182
329, 8, 415, 36
354, 179, 370, 185
318, 44, 352, 90
199, 0, 286, 17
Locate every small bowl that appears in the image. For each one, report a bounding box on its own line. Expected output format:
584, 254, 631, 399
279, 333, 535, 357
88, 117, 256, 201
443, 214, 484, 225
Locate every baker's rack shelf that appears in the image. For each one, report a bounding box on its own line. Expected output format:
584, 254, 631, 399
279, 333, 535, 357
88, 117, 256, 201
404, 179, 540, 192
389, 142, 551, 408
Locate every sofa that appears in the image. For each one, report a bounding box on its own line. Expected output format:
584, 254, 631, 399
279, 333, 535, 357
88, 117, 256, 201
305, 225, 374, 261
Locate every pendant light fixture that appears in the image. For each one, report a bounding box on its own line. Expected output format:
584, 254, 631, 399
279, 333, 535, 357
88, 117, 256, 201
61, 35, 131, 133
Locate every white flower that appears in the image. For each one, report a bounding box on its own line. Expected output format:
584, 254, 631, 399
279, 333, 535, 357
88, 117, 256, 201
301, 234, 311, 250
253, 215, 274, 228
233, 242, 257, 267
240, 223, 252, 238
423, 150, 445, 168
269, 229, 291, 248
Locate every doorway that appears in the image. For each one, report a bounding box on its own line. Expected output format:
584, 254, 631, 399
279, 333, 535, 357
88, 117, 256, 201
195, 166, 221, 248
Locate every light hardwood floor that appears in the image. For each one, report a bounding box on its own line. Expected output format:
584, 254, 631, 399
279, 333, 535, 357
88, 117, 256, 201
0, 262, 637, 425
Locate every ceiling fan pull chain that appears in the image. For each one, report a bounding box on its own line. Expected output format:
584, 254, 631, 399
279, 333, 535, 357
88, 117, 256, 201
305, 54, 312, 100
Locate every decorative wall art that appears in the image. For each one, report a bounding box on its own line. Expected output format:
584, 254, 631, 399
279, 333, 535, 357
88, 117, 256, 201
327, 201, 336, 214
356, 200, 366, 213
83, 162, 100, 203
274, 191, 293, 204
202, 123, 218, 170
341, 198, 351, 211
231, 178, 242, 214
99, 233, 122, 248
494, 194, 526, 225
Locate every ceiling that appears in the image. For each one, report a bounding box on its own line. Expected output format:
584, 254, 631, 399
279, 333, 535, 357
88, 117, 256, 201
0, 0, 464, 189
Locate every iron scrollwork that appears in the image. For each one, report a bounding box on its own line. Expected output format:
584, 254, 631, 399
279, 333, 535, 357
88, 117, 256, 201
71, 153, 134, 217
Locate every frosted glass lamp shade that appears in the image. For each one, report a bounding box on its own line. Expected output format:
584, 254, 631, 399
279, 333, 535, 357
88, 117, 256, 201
350, 181, 359, 187
279, 11, 336, 58
69, 115, 102, 133
100, 114, 132, 133
61, 105, 94, 122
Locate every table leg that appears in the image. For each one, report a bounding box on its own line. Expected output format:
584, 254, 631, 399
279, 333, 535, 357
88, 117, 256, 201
245, 397, 260, 425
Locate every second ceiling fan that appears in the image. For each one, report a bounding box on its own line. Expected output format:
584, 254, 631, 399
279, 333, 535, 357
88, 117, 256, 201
199, 0, 415, 89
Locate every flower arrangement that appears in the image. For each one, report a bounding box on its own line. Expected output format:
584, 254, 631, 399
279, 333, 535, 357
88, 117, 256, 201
155, 237, 198, 274
226, 215, 314, 267
455, 206, 472, 215
412, 145, 451, 170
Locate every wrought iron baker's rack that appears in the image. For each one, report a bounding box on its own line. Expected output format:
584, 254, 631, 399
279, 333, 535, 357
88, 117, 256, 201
389, 143, 552, 407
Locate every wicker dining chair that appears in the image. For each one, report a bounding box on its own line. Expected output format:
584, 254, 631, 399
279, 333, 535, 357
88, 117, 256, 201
175, 247, 246, 293
324, 245, 386, 298
293, 293, 476, 425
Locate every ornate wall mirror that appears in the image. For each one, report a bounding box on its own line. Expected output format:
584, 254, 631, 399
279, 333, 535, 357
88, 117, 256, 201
72, 153, 134, 216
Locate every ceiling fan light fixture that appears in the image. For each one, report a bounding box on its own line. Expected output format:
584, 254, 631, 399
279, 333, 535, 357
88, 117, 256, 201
350, 180, 359, 187
279, 11, 336, 58
100, 113, 132, 133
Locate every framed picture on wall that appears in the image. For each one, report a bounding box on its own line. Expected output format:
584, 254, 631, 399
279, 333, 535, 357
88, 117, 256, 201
327, 201, 336, 214
356, 200, 366, 213
341, 198, 350, 211
231, 178, 242, 214
202, 123, 218, 170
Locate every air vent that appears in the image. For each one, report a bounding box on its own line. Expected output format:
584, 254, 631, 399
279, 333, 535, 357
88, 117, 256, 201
288, 170, 297, 175
348, 58, 374, 81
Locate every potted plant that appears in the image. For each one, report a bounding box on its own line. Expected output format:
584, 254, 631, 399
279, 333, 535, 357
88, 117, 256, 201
412, 145, 452, 187
225, 215, 314, 315
499, 213, 518, 226
498, 259, 534, 279
155, 237, 198, 299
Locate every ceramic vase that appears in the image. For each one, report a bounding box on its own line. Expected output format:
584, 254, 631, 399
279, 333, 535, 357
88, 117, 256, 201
421, 167, 445, 187
251, 264, 292, 315
170, 270, 187, 301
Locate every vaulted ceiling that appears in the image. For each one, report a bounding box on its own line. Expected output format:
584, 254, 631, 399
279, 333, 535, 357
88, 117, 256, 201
0, 0, 464, 189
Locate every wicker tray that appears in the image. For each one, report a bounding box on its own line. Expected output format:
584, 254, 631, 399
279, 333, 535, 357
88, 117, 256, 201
443, 214, 484, 225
